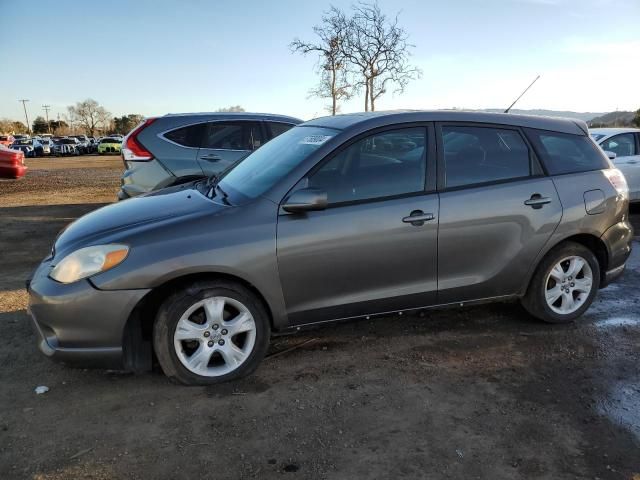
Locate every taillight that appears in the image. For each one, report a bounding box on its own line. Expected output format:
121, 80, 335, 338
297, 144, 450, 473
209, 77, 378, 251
122, 117, 157, 161
604, 168, 629, 197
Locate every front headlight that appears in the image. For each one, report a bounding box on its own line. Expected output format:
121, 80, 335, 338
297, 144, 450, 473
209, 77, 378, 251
49, 244, 129, 284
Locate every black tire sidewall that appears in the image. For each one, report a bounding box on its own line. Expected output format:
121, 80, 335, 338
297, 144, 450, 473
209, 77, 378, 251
525, 243, 600, 323
153, 281, 270, 385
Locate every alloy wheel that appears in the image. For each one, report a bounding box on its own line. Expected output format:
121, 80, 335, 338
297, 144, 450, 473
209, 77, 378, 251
173, 296, 256, 377
544, 255, 593, 315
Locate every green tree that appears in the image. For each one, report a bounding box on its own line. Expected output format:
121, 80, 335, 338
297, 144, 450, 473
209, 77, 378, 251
633, 108, 640, 128
113, 114, 145, 135
33, 116, 49, 134
49, 120, 69, 135
11, 121, 28, 134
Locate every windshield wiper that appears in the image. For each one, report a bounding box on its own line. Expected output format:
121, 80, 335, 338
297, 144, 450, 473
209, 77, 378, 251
215, 183, 231, 205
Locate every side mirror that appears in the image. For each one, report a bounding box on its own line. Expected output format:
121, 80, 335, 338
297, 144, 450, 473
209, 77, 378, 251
282, 188, 328, 213
604, 150, 617, 160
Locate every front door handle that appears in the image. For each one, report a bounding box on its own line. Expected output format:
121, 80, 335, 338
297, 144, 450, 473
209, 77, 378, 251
524, 194, 551, 209
201, 154, 221, 162
402, 210, 435, 226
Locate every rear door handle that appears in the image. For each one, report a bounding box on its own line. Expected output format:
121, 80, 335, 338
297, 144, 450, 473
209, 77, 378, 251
402, 210, 435, 226
201, 154, 221, 162
524, 194, 551, 209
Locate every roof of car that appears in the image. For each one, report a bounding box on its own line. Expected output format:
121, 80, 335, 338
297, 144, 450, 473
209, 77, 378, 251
589, 127, 640, 135
163, 112, 302, 124
303, 110, 589, 136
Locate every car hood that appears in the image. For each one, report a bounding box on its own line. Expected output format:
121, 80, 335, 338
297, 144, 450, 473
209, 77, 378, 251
54, 186, 218, 257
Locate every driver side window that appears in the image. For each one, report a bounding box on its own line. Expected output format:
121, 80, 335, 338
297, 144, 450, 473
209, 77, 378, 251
601, 133, 637, 158
308, 128, 427, 205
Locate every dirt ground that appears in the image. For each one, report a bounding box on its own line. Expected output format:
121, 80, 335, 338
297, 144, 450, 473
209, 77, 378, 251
1, 156, 639, 480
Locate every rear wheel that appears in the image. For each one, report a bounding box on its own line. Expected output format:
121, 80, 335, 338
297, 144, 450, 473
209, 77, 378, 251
153, 280, 271, 385
521, 242, 600, 323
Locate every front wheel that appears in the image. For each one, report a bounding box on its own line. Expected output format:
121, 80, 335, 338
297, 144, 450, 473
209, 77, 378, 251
521, 242, 600, 323
153, 280, 271, 385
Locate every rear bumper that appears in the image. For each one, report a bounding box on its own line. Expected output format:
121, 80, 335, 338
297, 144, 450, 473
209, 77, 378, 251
0, 164, 27, 179
600, 218, 633, 287
27, 260, 150, 369
602, 263, 626, 287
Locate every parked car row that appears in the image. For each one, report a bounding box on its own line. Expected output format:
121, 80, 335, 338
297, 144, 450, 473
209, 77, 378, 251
0, 134, 126, 157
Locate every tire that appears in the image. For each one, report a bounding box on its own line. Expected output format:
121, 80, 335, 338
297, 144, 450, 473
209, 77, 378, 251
153, 280, 271, 385
521, 241, 600, 323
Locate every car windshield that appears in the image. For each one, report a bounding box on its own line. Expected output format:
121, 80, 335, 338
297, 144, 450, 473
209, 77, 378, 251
60, 139, 76, 144
219, 126, 337, 201
101, 138, 121, 144
590, 133, 605, 141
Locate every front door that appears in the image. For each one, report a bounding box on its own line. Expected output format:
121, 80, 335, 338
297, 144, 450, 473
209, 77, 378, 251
277, 126, 439, 325
436, 123, 562, 303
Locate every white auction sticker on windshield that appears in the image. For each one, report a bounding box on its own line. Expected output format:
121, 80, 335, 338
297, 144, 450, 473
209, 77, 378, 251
300, 135, 333, 145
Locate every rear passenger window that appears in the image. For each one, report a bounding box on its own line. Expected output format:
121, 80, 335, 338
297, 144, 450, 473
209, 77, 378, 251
442, 126, 531, 188
202, 122, 264, 151
164, 124, 205, 147
267, 122, 294, 139
600, 133, 637, 158
308, 127, 427, 204
526, 129, 609, 175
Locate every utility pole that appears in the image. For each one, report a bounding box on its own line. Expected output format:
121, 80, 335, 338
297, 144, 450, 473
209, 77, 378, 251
42, 104, 52, 133
19, 99, 30, 134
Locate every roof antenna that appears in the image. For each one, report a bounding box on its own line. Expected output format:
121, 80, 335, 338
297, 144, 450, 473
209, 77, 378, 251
504, 75, 541, 113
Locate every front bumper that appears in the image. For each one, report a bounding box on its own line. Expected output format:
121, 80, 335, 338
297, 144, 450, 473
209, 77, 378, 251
27, 259, 150, 369
99, 147, 121, 154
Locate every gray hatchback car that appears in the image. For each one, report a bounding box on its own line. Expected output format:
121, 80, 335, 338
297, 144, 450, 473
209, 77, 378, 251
118, 112, 301, 200
28, 111, 633, 385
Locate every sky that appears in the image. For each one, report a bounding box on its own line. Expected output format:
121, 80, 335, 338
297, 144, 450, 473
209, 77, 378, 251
0, 0, 638, 123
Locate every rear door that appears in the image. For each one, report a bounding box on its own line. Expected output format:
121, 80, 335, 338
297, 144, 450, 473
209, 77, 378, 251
196, 121, 265, 175
436, 123, 562, 303
600, 133, 640, 200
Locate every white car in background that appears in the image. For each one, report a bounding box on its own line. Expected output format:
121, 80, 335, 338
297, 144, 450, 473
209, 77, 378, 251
590, 127, 640, 203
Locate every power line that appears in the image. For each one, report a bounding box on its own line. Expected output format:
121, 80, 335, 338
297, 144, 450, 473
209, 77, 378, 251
19, 99, 30, 134
42, 105, 52, 133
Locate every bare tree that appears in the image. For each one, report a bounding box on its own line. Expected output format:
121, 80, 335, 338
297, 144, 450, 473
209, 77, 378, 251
216, 105, 246, 112
342, 2, 421, 112
67, 99, 111, 136
291, 7, 352, 115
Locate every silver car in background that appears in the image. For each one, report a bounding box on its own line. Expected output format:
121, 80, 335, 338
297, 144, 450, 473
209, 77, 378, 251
118, 112, 301, 200
590, 127, 640, 202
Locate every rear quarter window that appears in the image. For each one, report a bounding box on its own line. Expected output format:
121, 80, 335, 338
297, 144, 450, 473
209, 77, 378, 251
163, 123, 205, 148
526, 129, 609, 175
267, 122, 294, 139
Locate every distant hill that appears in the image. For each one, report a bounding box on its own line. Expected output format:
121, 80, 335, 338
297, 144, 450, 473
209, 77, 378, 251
475, 108, 605, 122
586, 111, 635, 127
